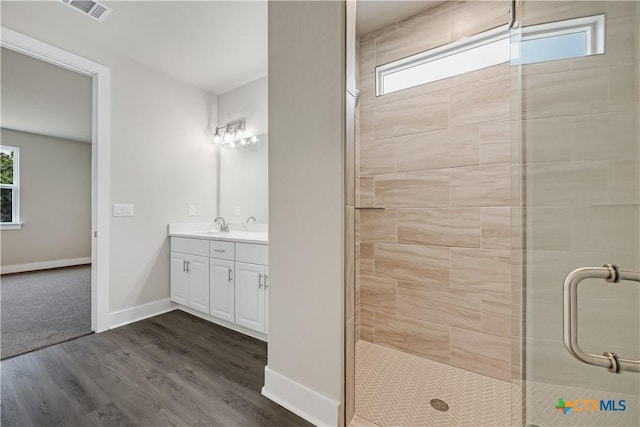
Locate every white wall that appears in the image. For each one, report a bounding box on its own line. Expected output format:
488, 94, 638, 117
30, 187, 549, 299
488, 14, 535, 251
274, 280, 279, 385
0, 129, 91, 267
217, 75, 267, 136
264, 2, 345, 426
1, 5, 218, 313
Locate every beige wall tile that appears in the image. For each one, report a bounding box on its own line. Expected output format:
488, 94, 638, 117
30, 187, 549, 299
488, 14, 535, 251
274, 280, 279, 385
608, 160, 639, 205
360, 139, 396, 176
449, 0, 509, 40
397, 280, 482, 331
479, 120, 510, 165
571, 205, 639, 254
360, 275, 397, 314
346, 94, 356, 206
360, 107, 374, 142
375, 8, 451, 66
346, 206, 355, 321
524, 161, 608, 206
360, 22, 397, 44
360, 309, 375, 343
375, 243, 449, 286
608, 65, 636, 113
373, 91, 449, 139
357, 177, 375, 207
451, 328, 510, 381
450, 75, 510, 127
450, 164, 511, 207
522, 68, 608, 120
572, 113, 637, 161
523, 117, 572, 163
527, 207, 572, 251
482, 291, 511, 338
481, 207, 511, 250
520, 1, 604, 27
359, 243, 375, 276
358, 40, 376, 77
360, 73, 396, 109
451, 248, 511, 293
398, 208, 481, 248
358, 208, 397, 243
396, 125, 479, 172
375, 313, 450, 363
375, 170, 450, 208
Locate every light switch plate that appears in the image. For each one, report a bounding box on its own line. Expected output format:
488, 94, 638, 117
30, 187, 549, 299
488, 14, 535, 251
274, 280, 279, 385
235, 206, 241, 216
113, 203, 134, 217
188, 204, 196, 216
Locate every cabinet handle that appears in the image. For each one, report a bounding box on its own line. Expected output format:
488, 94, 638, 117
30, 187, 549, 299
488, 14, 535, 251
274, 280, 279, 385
214, 249, 225, 253
183, 260, 186, 272
264, 274, 269, 289
228, 268, 233, 283
258, 273, 263, 288
185, 261, 190, 273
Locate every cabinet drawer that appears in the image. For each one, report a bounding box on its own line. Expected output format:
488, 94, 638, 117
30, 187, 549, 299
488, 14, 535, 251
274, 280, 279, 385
209, 240, 235, 260
171, 237, 209, 257
236, 243, 268, 265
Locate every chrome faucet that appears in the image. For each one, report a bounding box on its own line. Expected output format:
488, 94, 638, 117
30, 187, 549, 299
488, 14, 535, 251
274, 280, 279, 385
246, 216, 256, 224
214, 216, 229, 232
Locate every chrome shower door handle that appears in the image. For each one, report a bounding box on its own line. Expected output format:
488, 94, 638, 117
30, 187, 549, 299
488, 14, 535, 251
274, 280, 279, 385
563, 264, 640, 374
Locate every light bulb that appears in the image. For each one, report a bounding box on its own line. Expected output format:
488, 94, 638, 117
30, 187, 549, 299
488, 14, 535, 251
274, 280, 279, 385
224, 131, 232, 142
240, 138, 247, 146
250, 135, 258, 143
230, 141, 236, 148
213, 133, 221, 143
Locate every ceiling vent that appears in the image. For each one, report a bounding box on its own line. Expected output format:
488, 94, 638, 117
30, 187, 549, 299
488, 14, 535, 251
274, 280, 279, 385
59, 0, 112, 22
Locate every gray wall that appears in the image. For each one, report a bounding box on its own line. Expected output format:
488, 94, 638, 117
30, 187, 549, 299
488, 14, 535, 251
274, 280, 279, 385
0, 129, 91, 266
266, 1, 345, 424
2, 2, 218, 313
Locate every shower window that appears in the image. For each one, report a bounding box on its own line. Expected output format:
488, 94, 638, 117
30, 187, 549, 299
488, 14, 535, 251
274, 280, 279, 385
376, 14, 605, 96
376, 25, 511, 96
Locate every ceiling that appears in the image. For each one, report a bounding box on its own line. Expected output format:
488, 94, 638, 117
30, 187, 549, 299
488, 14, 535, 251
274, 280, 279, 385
1, 1, 268, 96
357, 1, 445, 36
1, 47, 93, 143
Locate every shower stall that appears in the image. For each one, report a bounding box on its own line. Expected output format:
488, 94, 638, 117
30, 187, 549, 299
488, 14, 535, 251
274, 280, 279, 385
345, 1, 640, 426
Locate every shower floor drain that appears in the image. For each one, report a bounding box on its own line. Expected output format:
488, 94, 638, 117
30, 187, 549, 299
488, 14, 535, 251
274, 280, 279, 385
430, 399, 449, 412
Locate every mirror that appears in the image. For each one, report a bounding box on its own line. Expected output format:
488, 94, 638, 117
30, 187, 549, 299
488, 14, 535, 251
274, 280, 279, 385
219, 133, 268, 224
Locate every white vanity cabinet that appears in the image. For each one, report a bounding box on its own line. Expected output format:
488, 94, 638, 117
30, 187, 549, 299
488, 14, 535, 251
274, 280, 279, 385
209, 240, 235, 323
170, 234, 268, 339
170, 238, 210, 313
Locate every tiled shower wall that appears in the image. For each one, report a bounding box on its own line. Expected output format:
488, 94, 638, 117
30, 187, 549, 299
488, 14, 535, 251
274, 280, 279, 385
519, 0, 640, 396
355, 1, 514, 381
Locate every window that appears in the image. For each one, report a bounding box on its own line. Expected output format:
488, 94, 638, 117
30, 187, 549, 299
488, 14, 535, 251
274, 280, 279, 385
511, 14, 605, 65
376, 14, 605, 96
1, 145, 20, 228
376, 26, 510, 96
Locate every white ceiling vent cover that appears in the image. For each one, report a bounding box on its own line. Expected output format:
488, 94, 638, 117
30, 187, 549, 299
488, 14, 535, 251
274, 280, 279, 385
59, 0, 112, 22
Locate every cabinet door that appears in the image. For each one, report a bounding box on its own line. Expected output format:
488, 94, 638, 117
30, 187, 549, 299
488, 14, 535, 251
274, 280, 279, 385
210, 258, 235, 322
170, 252, 188, 305
187, 255, 209, 313
265, 266, 269, 335
235, 262, 266, 333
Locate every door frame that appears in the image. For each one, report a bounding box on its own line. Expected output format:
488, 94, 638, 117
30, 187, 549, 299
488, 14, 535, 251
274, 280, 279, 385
1, 27, 111, 332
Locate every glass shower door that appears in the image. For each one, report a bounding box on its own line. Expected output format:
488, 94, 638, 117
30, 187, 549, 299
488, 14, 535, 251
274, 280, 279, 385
514, 1, 640, 426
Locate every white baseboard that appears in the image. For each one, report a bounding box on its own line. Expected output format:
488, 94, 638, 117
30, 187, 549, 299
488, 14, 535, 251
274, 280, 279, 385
0, 257, 92, 275
109, 298, 177, 329
178, 305, 268, 342
262, 365, 341, 427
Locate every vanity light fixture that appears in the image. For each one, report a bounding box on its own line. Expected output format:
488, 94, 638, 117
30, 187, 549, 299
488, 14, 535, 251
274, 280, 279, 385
211, 119, 260, 149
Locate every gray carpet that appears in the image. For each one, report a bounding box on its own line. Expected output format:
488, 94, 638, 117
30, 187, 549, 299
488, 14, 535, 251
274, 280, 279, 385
1, 265, 92, 359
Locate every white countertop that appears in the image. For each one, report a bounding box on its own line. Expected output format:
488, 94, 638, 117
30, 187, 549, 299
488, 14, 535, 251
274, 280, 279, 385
168, 223, 268, 245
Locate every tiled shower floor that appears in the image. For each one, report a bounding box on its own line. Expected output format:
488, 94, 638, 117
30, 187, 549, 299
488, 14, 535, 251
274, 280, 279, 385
355, 340, 511, 427
355, 341, 640, 427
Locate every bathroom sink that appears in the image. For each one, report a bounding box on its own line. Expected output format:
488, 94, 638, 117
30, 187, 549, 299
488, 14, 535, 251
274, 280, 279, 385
194, 230, 268, 242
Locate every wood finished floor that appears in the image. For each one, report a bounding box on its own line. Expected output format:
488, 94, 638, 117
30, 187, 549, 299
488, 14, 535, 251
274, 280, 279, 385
1, 310, 313, 427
